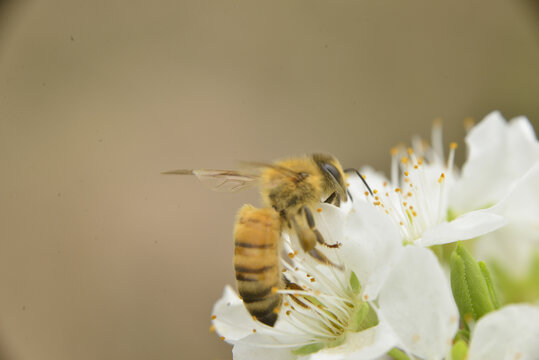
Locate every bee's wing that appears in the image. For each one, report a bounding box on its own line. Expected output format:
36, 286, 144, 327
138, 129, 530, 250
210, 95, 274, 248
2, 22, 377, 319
163, 169, 260, 192
239, 161, 302, 180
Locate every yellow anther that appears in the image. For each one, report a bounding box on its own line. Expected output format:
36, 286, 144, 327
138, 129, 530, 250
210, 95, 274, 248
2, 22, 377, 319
417, 157, 423, 165
271, 286, 279, 294
373, 201, 381, 206
288, 252, 295, 258
310, 278, 316, 282
314, 290, 321, 296
407, 148, 413, 155
373, 189, 378, 194
403, 202, 407, 206
404, 171, 409, 176
412, 211, 417, 217
317, 208, 322, 213
211, 315, 217, 320
395, 188, 401, 192
375, 196, 379, 200
401, 156, 409, 164
220, 336, 226, 341
286, 310, 291, 315
209, 325, 216, 333
383, 181, 388, 187
390, 147, 398, 156
273, 307, 280, 314
407, 192, 412, 197
252, 329, 256, 333
414, 165, 418, 169
438, 173, 445, 183
364, 191, 369, 196
463, 117, 475, 131
450, 142, 458, 149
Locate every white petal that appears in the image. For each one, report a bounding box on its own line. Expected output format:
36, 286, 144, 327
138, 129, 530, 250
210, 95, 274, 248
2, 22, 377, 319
417, 209, 507, 246
487, 162, 539, 223
452, 111, 539, 213
468, 304, 539, 360
475, 223, 539, 277
212, 285, 259, 341
378, 246, 459, 360
303, 319, 398, 360
233, 337, 296, 360
340, 200, 403, 301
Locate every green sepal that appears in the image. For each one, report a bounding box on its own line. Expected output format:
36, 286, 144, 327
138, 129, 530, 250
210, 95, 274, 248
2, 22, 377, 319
454, 329, 470, 343
387, 348, 411, 360
349, 271, 361, 294
447, 208, 458, 222
348, 302, 378, 332
292, 343, 325, 355
450, 340, 468, 360
479, 261, 500, 309
450, 242, 494, 323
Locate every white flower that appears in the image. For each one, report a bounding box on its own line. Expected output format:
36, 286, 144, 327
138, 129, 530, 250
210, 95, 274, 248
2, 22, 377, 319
468, 304, 539, 360
450, 111, 539, 214
346, 124, 505, 248
212, 197, 458, 360
473, 163, 539, 277
448, 111, 539, 277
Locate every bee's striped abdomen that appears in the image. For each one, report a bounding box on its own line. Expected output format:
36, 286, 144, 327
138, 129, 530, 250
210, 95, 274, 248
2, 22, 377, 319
234, 205, 282, 327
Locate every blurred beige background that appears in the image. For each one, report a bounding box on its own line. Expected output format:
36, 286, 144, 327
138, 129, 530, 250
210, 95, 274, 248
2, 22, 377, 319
0, 1, 538, 359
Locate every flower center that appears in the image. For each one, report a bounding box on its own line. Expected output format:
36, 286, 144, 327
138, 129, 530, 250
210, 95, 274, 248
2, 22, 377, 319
363, 124, 458, 244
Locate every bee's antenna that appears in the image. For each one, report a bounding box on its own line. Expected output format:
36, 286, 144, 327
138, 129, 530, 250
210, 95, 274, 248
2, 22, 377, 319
344, 168, 374, 197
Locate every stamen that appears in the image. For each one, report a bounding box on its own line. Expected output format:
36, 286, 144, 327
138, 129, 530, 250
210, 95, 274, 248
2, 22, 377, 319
391, 148, 399, 185
447, 142, 457, 174
463, 117, 475, 132
432, 117, 444, 161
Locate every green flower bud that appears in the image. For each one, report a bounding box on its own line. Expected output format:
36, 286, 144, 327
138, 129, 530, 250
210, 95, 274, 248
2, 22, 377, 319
450, 340, 468, 360
450, 242, 497, 324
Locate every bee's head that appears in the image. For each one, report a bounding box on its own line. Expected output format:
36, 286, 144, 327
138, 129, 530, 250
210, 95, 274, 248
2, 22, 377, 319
312, 153, 348, 203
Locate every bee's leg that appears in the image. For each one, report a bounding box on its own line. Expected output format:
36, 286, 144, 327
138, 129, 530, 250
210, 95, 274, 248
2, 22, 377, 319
324, 192, 336, 204
324, 192, 341, 207
290, 214, 344, 269
307, 247, 344, 270
301, 206, 341, 249
282, 277, 312, 308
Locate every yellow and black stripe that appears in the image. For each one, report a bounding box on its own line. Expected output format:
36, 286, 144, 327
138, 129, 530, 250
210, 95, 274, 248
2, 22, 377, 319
234, 205, 282, 326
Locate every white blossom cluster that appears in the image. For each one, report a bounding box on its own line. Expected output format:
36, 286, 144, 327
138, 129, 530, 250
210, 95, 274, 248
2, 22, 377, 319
211, 112, 539, 360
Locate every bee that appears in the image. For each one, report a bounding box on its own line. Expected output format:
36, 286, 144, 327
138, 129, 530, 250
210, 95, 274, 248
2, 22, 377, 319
164, 154, 371, 326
